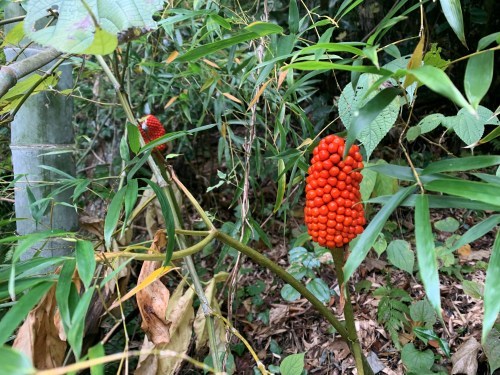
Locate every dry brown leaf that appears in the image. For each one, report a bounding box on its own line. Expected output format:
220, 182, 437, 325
457, 244, 472, 258
13, 284, 67, 369
137, 231, 171, 345
451, 337, 482, 375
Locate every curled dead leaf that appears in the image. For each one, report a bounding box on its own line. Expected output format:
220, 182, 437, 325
451, 337, 482, 375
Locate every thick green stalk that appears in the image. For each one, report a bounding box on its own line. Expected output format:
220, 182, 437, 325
331, 247, 371, 375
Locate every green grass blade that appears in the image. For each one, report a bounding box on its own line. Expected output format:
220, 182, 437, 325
483, 230, 500, 342
415, 194, 441, 319
422, 155, 500, 175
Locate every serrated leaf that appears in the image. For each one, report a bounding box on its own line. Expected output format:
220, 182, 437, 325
24, 0, 163, 54
280, 353, 305, 375
410, 299, 436, 327
464, 51, 494, 109
387, 240, 414, 274
344, 186, 416, 282
483, 230, 500, 343
415, 195, 441, 319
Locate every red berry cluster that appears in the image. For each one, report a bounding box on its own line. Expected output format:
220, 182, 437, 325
139, 115, 167, 152
304, 135, 366, 249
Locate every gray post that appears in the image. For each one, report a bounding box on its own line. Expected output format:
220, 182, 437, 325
5, 3, 78, 260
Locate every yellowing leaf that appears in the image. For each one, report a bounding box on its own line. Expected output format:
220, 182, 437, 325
277, 69, 288, 89
404, 34, 425, 88
165, 51, 179, 64
247, 79, 272, 110
222, 92, 243, 104
202, 58, 220, 69
164, 96, 178, 109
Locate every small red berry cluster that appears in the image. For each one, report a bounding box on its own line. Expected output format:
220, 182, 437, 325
139, 115, 167, 152
304, 135, 366, 249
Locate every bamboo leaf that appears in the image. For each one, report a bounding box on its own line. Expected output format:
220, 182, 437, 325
75, 240, 96, 290
425, 179, 500, 207
0, 346, 34, 375
88, 343, 105, 375
483, 230, 500, 342
0, 281, 53, 345
447, 215, 500, 254
369, 194, 500, 211
274, 159, 286, 213
68, 287, 95, 359
284, 61, 392, 76
477, 31, 500, 51
415, 194, 442, 319
344, 186, 416, 282
422, 155, 500, 175
409, 65, 475, 115
439, 0, 467, 47
104, 186, 126, 249
55, 259, 76, 334
464, 51, 494, 109
288, 0, 299, 34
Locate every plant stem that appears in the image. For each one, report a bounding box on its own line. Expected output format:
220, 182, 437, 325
331, 247, 367, 375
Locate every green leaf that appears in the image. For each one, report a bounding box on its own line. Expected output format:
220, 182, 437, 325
360, 166, 377, 201
142, 179, 175, 264
409, 65, 475, 115
413, 328, 451, 357
370, 194, 500, 211
288, 0, 299, 34
24, 0, 163, 54
425, 179, 500, 207
2, 21, 25, 46
401, 343, 434, 372
410, 299, 436, 327
387, 240, 414, 274
280, 353, 305, 375
462, 280, 484, 299
56, 259, 76, 334
478, 31, 500, 51
89, 342, 105, 375
344, 185, 416, 282
75, 240, 96, 290
274, 159, 286, 213
415, 195, 441, 319
443, 106, 499, 146
306, 278, 330, 304
434, 217, 460, 232
285, 61, 392, 76
296, 42, 365, 57
446, 215, 500, 253
104, 186, 126, 249
177, 22, 283, 62
373, 234, 388, 256
464, 51, 494, 109
281, 284, 301, 302
0, 281, 53, 345
12, 230, 67, 263
439, 0, 466, 47
127, 123, 141, 154
483, 230, 500, 343
484, 327, 500, 373
122, 179, 139, 236
339, 74, 400, 158
0, 346, 34, 375
68, 287, 95, 359
345, 87, 402, 158
422, 155, 500, 175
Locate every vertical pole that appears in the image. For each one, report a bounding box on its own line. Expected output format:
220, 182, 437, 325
5, 3, 77, 260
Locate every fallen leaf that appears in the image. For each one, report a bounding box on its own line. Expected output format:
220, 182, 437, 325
366, 351, 385, 374
13, 284, 67, 369
457, 244, 472, 258
451, 337, 481, 375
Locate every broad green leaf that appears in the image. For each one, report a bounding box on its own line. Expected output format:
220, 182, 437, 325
360, 166, 377, 201
442, 106, 498, 146
339, 74, 400, 159
401, 343, 434, 372
2, 21, 25, 46
68, 287, 95, 359
410, 299, 436, 327
406, 113, 444, 141
281, 284, 301, 302
478, 31, 500, 51
415, 194, 441, 319
288, 0, 299, 34
484, 327, 500, 373
447, 215, 500, 253
345, 87, 402, 158
387, 240, 414, 274
274, 159, 286, 213
280, 353, 305, 375
24, 0, 163, 54
89, 342, 105, 375
0, 282, 53, 345
142, 179, 175, 264
425, 179, 500, 207
306, 278, 330, 304
434, 217, 459, 232
75, 240, 96, 290
177, 22, 283, 62
439, 0, 466, 47
409, 65, 475, 115
344, 186, 416, 282
422, 155, 500, 175
483, 230, 500, 342
464, 51, 494, 109
462, 280, 483, 299
0, 346, 34, 375
127, 123, 141, 154
413, 328, 451, 357
104, 186, 126, 249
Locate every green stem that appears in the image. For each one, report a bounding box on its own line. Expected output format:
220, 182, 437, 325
331, 247, 371, 375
